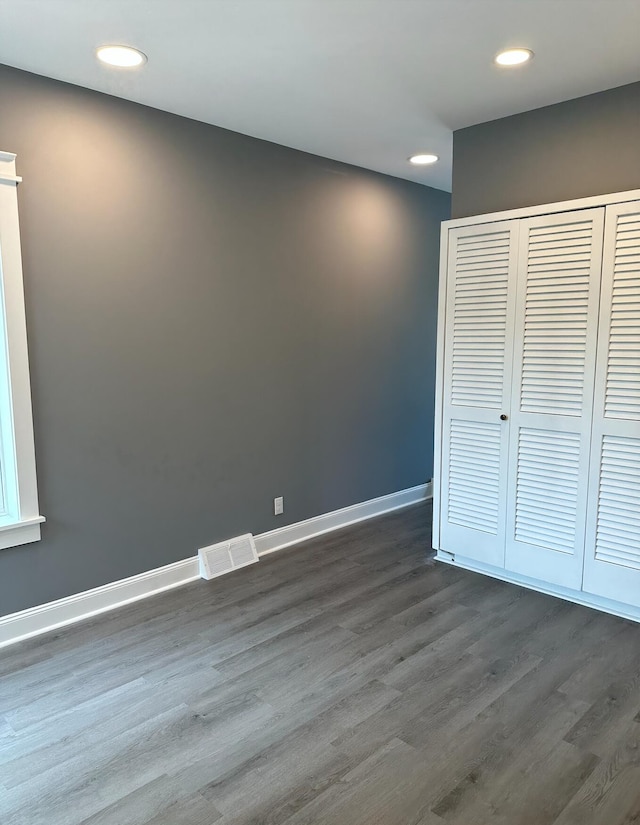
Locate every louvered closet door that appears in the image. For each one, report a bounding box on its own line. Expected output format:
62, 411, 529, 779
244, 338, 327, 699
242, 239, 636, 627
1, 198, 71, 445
504, 208, 604, 588
439, 221, 519, 567
583, 202, 640, 606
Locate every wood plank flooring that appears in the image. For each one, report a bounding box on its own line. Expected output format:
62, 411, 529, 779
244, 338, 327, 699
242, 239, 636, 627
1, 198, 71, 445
2, 502, 640, 824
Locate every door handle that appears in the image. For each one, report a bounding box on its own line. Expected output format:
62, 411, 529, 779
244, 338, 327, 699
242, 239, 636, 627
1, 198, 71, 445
500, 414, 508, 421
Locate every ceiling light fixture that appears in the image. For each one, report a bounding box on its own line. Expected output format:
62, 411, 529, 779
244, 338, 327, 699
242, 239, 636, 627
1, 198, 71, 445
96, 45, 147, 68
494, 48, 534, 67
409, 153, 439, 166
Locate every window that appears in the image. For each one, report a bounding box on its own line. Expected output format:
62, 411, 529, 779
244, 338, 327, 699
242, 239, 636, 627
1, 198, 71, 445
0, 151, 43, 548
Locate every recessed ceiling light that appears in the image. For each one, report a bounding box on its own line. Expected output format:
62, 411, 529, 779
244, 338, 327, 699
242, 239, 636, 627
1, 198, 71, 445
495, 48, 534, 67
96, 45, 147, 68
409, 153, 439, 166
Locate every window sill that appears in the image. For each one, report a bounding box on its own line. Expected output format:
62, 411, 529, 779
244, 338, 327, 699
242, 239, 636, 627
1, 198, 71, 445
0, 516, 45, 550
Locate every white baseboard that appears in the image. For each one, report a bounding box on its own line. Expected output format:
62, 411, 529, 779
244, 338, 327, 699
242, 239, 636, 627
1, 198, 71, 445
0, 482, 431, 649
0, 557, 200, 650
436, 551, 640, 625
255, 482, 431, 556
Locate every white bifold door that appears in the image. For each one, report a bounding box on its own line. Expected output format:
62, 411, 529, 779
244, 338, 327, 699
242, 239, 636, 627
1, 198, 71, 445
504, 208, 605, 589
583, 202, 640, 604
439, 208, 607, 587
439, 220, 519, 567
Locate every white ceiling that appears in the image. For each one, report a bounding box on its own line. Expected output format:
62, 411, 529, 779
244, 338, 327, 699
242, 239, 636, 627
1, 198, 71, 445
0, 0, 638, 192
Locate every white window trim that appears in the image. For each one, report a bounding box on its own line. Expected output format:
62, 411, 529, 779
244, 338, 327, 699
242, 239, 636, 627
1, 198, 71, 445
0, 151, 44, 549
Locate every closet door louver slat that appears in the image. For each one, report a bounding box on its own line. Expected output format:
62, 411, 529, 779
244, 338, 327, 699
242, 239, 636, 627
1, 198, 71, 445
595, 436, 640, 570
520, 220, 596, 416
450, 228, 510, 408
514, 429, 580, 554
604, 216, 640, 420
448, 420, 501, 533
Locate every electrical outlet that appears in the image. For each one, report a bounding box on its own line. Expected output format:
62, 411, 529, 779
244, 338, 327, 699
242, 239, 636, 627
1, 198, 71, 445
274, 496, 284, 516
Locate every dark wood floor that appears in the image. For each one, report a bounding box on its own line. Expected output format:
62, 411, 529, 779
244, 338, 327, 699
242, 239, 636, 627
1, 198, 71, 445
2, 503, 640, 824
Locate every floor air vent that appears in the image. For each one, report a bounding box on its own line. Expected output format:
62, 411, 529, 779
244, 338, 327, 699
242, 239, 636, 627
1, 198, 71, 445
198, 533, 259, 580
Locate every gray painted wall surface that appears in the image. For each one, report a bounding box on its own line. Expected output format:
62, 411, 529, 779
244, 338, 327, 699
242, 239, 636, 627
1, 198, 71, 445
0, 65, 449, 616
452, 81, 640, 218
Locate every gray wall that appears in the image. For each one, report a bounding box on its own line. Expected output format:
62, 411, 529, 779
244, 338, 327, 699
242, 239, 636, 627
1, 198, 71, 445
452, 81, 640, 218
0, 65, 449, 616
